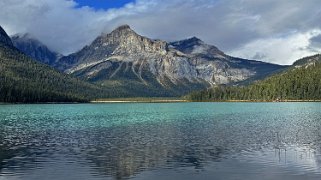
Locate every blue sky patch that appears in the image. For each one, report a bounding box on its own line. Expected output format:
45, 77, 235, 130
75, 0, 135, 10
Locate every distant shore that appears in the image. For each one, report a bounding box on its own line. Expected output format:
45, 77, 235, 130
1, 99, 321, 104
91, 98, 321, 103
187, 99, 321, 102
91, 98, 187, 103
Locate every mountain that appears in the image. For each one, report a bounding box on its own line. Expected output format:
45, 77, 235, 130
0, 26, 104, 103
169, 37, 287, 85
56, 25, 286, 97
292, 54, 321, 67
11, 34, 59, 65
169, 36, 225, 56
0, 26, 13, 47
187, 54, 321, 101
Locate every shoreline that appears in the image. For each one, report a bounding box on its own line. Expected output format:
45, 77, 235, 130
227, 99, 321, 102
1, 99, 321, 104
91, 99, 321, 103
91, 99, 187, 103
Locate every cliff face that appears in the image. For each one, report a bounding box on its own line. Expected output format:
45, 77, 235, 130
56, 25, 285, 96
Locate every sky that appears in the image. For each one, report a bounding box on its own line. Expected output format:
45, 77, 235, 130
75, 0, 134, 9
0, 0, 321, 65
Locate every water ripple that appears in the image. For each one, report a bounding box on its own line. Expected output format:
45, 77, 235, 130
0, 103, 321, 179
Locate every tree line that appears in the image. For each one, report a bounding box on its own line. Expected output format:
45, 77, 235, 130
187, 55, 321, 101
0, 45, 105, 103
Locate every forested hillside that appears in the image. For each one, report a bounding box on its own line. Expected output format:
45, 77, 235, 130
0, 44, 105, 103
187, 54, 321, 101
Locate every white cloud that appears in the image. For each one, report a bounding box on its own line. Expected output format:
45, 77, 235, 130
0, 0, 320, 64
230, 29, 321, 65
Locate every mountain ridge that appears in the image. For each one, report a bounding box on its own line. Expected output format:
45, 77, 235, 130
54, 25, 286, 97
187, 54, 321, 101
0, 26, 13, 47
0, 25, 106, 102
11, 33, 59, 65
2, 23, 320, 101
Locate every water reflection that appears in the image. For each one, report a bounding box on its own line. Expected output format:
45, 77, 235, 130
0, 103, 321, 180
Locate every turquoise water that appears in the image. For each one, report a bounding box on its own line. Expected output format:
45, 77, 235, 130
0, 102, 321, 179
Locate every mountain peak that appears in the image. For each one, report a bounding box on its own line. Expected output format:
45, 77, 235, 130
170, 37, 204, 49
12, 33, 33, 40
88, 24, 168, 57
11, 33, 42, 45
292, 54, 321, 67
0, 26, 13, 47
187, 36, 204, 43
170, 37, 225, 55
103, 24, 137, 38
113, 24, 132, 32
11, 33, 59, 65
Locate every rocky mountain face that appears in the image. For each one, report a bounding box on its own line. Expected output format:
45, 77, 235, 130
0, 26, 13, 47
168, 37, 286, 85
56, 25, 286, 96
187, 53, 321, 101
12, 34, 59, 65
169, 36, 224, 55
292, 54, 321, 68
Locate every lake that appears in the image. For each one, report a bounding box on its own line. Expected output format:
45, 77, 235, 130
0, 102, 321, 180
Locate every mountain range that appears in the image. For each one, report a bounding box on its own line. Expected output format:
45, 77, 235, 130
1, 24, 319, 102
11, 25, 286, 97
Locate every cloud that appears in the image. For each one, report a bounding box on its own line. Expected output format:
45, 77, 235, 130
0, 0, 116, 54
310, 34, 321, 49
231, 29, 321, 65
0, 0, 320, 64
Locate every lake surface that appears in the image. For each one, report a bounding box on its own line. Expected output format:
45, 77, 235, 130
1, 103, 321, 180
